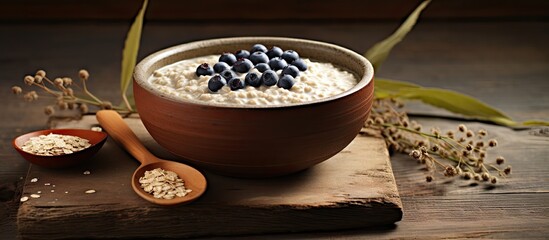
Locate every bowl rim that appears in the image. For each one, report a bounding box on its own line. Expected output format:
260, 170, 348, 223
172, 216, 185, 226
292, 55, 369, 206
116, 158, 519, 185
134, 36, 374, 109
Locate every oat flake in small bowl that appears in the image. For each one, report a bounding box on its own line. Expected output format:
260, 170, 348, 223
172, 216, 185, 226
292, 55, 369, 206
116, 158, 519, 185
21, 133, 91, 156
13, 129, 108, 168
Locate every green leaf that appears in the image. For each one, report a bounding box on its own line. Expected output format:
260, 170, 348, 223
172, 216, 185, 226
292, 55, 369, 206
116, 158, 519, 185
396, 87, 510, 119
389, 87, 519, 126
374, 78, 421, 99
521, 120, 549, 127
375, 78, 421, 92
120, 0, 148, 111
365, 0, 431, 70
373, 78, 549, 127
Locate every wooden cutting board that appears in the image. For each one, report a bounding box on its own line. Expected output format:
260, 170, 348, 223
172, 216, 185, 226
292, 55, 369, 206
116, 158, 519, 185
17, 115, 402, 239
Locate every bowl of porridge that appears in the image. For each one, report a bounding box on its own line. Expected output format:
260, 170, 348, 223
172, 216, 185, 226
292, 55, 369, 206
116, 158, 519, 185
133, 37, 374, 177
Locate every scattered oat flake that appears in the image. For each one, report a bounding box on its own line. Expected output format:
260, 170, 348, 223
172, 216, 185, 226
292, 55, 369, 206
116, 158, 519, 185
51, 190, 55, 193
30, 178, 38, 183
85, 190, 96, 194
20, 196, 29, 202
44, 183, 51, 186
64, 191, 69, 194
53, 185, 56, 187
83, 170, 91, 175
91, 126, 102, 132
30, 194, 40, 198
37, 191, 42, 194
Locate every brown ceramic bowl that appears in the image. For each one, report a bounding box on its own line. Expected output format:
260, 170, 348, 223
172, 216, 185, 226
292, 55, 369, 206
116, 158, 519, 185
13, 129, 108, 168
134, 37, 374, 177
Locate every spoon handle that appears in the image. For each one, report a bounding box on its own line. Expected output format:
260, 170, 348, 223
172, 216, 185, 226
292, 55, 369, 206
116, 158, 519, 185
96, 110, 157, 165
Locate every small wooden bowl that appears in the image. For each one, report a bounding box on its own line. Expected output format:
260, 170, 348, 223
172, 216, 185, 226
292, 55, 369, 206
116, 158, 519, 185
13, 129, 108, 168
134, 37, 374, 177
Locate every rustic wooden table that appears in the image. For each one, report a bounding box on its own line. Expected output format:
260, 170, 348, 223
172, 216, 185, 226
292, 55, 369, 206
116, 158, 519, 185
1, 6, 548, 239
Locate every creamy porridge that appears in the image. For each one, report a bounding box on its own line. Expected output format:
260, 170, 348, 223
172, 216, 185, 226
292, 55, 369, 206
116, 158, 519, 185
147, 47, 358, 106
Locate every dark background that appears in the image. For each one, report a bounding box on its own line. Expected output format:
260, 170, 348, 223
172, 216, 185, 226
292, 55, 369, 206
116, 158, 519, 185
1, 0, 548, 21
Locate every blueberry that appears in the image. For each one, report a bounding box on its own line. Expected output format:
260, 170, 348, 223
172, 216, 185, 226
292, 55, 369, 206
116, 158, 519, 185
219, 53, 237, 65
235, 49, 250, 59
244, 72, 262, 87
261, 70, 279, 86
196, 63, 214, 76
277, 75, 295, 90
249, 51, 269, 65
266, 46, 283, 59
268, 57, 288, 71
291, 58, 308, 71
220, 69, 236, 80
255, 63, 271, 73
281, 50, 299, 63
232, 58, 254, 73
207, 75, 226, 92
228, 77, 245, 91
250, 44, 268, 53
281, 65, 300, 78
213, 62, 230, 73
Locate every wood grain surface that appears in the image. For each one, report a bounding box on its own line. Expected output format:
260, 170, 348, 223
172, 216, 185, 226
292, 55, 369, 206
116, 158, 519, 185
1, 9, 549, 240
16, 115, 402, 239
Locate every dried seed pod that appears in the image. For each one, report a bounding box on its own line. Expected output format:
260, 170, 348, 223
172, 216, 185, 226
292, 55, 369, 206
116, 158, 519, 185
473, 174, 481, 181
481, 172, 490, 181
11, 86, 22, 95
44, 106, 55, 115
496, 156, 505, 165
24, 75, 35, 85
466, 130, 474, 138
63, 77, 73, 86
504, 166, 512, 175
445, 166, 457, 177
66, 87, 74, 96
101, 101, 113, 110
79, 69, 89, 80
458, 124, 467, 132
34, 75, 43, 84
466, 144, 473, 151
54, 78, 64, 86
410, 150, 422, 159
36, 69, 46, 77
58, 101, 69, 110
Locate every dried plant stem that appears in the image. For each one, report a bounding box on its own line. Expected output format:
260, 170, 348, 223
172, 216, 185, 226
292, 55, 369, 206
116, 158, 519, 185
363, 98, 511, 184
12, 69, 131, 116
81, 80, 103, 104
121, 94, 134, 112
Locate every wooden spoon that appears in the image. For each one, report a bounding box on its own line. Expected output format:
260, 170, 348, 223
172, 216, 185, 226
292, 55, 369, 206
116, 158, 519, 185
96, 110, 207, 206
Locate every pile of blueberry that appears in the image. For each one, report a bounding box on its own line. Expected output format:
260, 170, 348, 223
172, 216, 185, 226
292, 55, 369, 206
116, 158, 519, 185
195, 44, 308, 92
